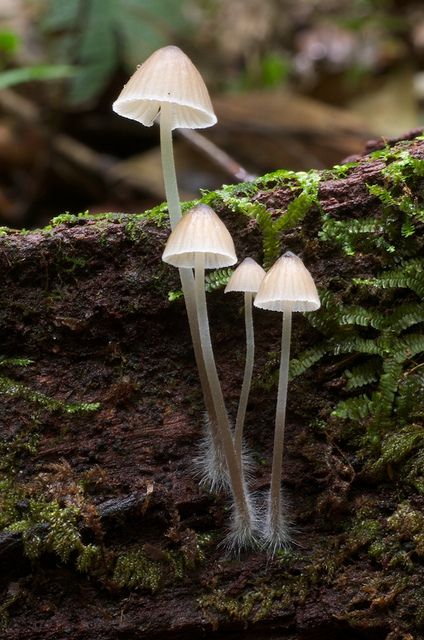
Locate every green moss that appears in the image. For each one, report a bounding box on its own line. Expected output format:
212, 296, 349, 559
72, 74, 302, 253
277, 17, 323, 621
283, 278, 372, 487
199, 585, 289, 625
112, 548, 165, 593
345, 517, 381, 555
113, 534, 212, 593
0, 375, 100, 414
367, 424, 424, 478
387, 502, 424, 539
329, 161, 358, 178
1, 437, 102, 572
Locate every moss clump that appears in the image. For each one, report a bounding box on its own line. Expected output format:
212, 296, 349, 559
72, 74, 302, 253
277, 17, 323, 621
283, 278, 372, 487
112, 548, 165, 593
8, 499, 100, 565
0, 375, 100, 414
345, 517, 381, 553
113, 533, 212, 593
366, 424, 424, 482
387, 502, 424, 556
199, 585, 289, 626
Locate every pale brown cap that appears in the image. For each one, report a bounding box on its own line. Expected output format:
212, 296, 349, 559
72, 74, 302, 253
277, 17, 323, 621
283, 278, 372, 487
112, 45, 217, 130
254, 251, 320, 312
224, 257, 266, 294
162, 203, 237, 269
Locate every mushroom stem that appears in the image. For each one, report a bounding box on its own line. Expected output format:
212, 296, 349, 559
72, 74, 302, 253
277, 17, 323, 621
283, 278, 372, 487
234, 291, 254, 463
159, 102, 181, 230
159, 103, 224, 485
194, 253, 254, 546
267, 309, 292, 548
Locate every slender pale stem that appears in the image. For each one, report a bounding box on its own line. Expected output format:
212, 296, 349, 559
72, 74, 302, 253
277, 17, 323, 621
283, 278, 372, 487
234, 292, 254, 463
159, 103, 218, 436
159, 102, 181, 230
194, 254, 252, 529
268, 310, 292, 533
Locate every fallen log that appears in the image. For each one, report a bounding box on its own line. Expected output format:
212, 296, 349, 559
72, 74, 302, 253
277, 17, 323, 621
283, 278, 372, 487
0, 131, 423, 639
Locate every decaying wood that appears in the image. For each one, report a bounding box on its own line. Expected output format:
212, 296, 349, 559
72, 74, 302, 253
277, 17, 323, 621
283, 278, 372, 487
0, 131, 423, 640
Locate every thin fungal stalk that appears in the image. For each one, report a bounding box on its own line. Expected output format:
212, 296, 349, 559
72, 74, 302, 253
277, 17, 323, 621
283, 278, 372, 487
264, 309, 292, 552
234, 292, 254, 464
159, 103, 181, 230
194, 253, 255, 548
159, 104, 226, 486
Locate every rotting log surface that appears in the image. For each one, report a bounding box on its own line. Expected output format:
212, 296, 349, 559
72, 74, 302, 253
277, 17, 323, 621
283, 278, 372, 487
0, 132, 423, 639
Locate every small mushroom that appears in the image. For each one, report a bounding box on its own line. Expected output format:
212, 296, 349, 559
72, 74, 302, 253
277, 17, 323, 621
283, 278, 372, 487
225, 258, 266, 465
113, 47, 220, 479
254, 251, 320, 552
112, 45, 216, 230
163, 204, 257, 549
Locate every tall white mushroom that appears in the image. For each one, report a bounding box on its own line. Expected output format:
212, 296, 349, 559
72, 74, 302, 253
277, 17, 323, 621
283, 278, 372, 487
254, 251, 320, 553
113, 46, 216, 230
113, 46, 224, 487
163, 204, 257, 548
225, 258, 266, 465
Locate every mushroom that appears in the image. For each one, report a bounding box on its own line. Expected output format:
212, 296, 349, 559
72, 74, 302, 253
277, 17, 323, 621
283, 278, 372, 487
113, 46, 223, 488
254, 251, 320, 552
163, 203, 257, 548
225, 258, 266, 465
112, 45, 216, 230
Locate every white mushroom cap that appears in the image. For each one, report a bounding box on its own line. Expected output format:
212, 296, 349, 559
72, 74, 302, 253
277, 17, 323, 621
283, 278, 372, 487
254, 251, 320, 312
162, 203, 237, 269
224, 257, 266, 294
112, 45, 217, 130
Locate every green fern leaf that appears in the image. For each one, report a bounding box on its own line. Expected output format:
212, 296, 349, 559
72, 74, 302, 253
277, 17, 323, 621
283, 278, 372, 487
339, 306, 384, 328
289, 344, 329, 380
397, 333, 424, 359
345, 358, 381, 390
333, 393, 373, 420
205, 268, 233, 292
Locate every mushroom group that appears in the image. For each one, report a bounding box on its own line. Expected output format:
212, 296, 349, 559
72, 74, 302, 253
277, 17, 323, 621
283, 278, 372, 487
113, 45, 226, 492
163, 204, 257, 547
113, 46, 321, 554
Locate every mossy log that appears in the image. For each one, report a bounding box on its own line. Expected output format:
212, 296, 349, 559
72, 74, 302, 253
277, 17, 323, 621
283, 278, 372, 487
0, 131, 423, 639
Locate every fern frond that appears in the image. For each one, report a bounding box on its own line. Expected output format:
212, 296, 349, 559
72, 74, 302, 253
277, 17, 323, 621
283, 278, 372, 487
375, 358, 404, 415
397, 333, 424, 359
319, 216, 385, 255
0, 358, 33, 368
354, 258, 423, 294
396, 370, 424, 420
333, 394, 373, 420
339, 306, 384, 328
275, 170, 320, 232
386, 303, 424, 333
345, 358, 381, 390
289, 344, 329, 380
334, 337, 382, 356
205, 268, 233, 292
306, 290, 341, 335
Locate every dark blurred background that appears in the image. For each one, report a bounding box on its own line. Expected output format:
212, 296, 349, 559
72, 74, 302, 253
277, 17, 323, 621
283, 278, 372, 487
1, 0, 424, 228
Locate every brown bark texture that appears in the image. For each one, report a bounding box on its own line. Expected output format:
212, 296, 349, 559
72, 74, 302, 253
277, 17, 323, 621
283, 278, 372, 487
0, 131, 423, 640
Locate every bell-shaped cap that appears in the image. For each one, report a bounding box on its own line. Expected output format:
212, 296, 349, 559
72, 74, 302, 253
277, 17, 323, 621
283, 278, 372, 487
112, 45, 217, 130
225, 257, 266, 294
162, 203, 237, 269
254, 251, 320, 312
